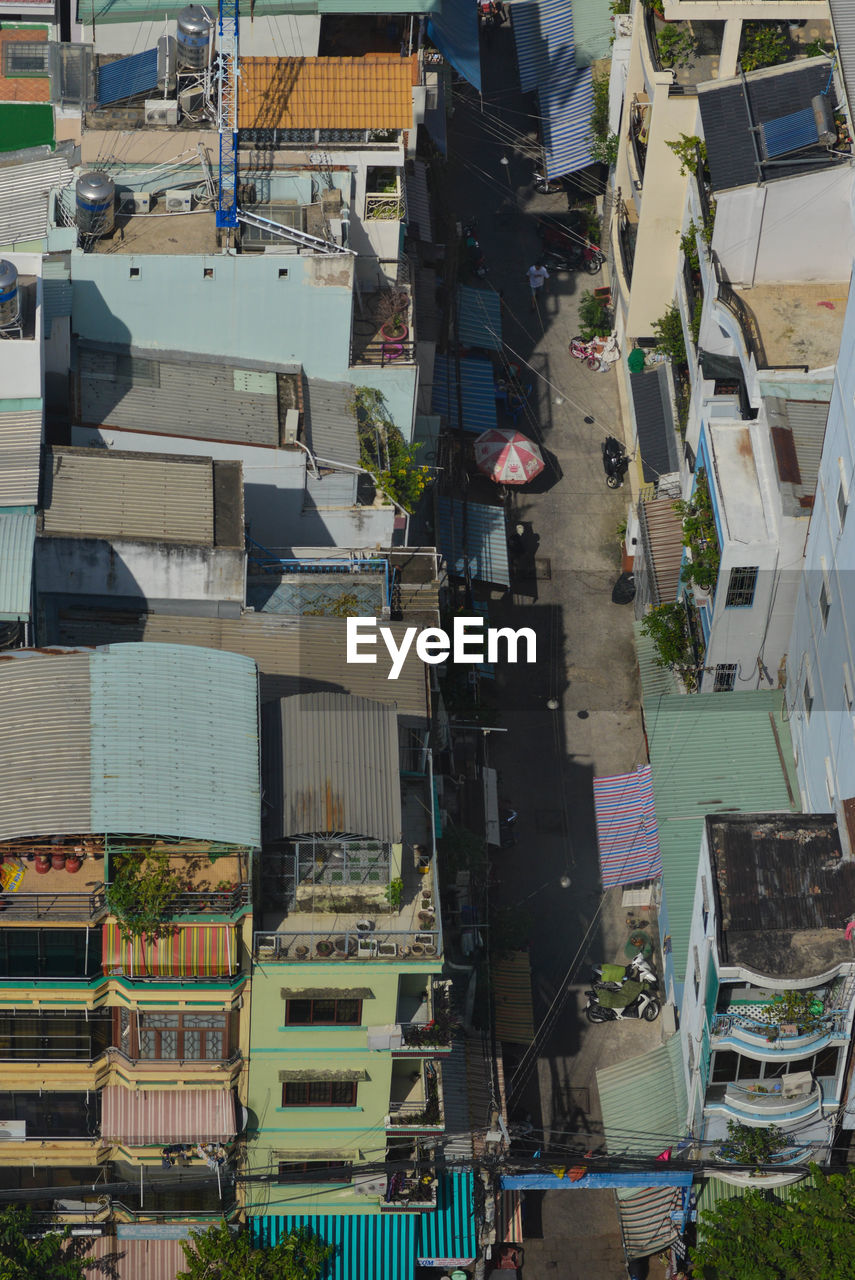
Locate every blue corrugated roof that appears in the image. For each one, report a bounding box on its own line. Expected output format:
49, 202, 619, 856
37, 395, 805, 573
431, 354, 498, 433
502, 1172, 694, 1189
457, 286, 503, 350
539, 66, 595, 179
761, 105, 818, 158
0, 512, 34, 621
89, 643, 261, 848
437, 497, 509, 586
512, 0, 576, 93
97, 48, 159, 105
417, 1172, 476, 1263
250, 1213, 416, 1280
427, 0, 481, 92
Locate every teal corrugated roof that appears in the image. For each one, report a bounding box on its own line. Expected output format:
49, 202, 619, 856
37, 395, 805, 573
90, 643, 260, 848
597, 1035, 688, 1161
633, 622, 680, 699
417, 1171, 476, 1262
0, 512, 34, 621
695, 1172, 805, 1238
250, 1213, 416, 1280
644, 687, 799, 982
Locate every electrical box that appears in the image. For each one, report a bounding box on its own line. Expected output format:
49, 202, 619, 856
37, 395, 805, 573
164, 189, 193, 214
282, 409, 299, 445
144, 99, 178, 127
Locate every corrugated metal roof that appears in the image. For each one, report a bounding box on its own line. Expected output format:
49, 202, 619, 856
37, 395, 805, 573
633, 621, 680, 699
493, 950, 535, 1044
76, 345, 283, 447
539, 67, 595, 180
102, 1085, 236, 1143
0, 408, 41, 506
405, 157, 433, 242
437, 497, 509, 586
42, 257, 71, 339
90, 643, 261, 848
597, 1035, 688, 1158
96, 48, 159, 105
456, 286, 503, 350
251, 1214, 416, 1280
783, 398, 828, 495
0, 651, 92, 840
830, 0, 855, 126
83, 1239, 189, 1280
417, 1172, 476, 1264
42, 447, 215, 544
0, 155, 71, 245
695, 1173, 803, 1235
48, 610, 430, 720
640, 496, 684, 605
431, 355, 498, 433
512, 0, 576, 93
238, 55, 414, 131
642, 689, 799, 983
303, 379, 358, 466
631, 367, 679, 485
0, 512, 34, 620
266, 691, 401, 842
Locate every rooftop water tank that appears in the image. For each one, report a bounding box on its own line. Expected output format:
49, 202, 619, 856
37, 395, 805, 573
0, 259, 19, 330
76, 171, 115, 239
176, 5, 212, 70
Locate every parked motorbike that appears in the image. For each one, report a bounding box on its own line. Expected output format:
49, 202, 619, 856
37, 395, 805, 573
592, 953, 657, 990
542, 241, 603, 275
462, 219, 487, 277
533, 170, 563, 195
584, 979, 661, 1023
602, 435, 630, 489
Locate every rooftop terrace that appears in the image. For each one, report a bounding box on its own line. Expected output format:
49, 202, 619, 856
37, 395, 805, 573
727, 280, 848, 369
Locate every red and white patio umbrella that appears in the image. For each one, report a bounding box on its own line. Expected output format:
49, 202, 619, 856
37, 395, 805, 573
473, 428, 545, 485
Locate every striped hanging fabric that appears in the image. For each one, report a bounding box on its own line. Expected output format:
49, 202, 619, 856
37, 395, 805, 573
593, 765, 662, 888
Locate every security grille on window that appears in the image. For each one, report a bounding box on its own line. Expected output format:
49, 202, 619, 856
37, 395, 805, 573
713, 664, 736, 692
285, 998, 361, 1026
277, 1161, 352, 1184
4, 42, 49, 77
725, 566, 757, 609
282, 1081, 357, 1107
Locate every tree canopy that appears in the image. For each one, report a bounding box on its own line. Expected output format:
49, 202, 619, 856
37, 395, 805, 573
0, 1207, 91, 1280
177, 1221, 332, 1280
692, 1165, 855, 1280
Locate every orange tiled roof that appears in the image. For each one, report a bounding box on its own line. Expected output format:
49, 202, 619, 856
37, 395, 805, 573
0, 29, 50, 104
238, 55, 415, 132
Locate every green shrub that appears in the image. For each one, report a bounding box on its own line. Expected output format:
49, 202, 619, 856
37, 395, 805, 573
805, 37, 827, 58
351, 387, 429, 513
657, 24, 698, 69
590, 133, 619, 167
665, 133, 707, 177
107, 849, 185, 941
578, 290, 612, 340
640, 602, 696, 686
590, 73, 611, 143
740, 22, 789, 72
674, 468, 720, 593
652, 303, 686, 365
691, 295, 702, 346
680, 223, 701, 272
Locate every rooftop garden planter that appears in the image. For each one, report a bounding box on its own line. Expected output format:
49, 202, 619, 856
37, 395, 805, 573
106, 848, 187, 941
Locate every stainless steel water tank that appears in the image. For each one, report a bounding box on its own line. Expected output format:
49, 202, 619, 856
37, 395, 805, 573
176, 5, 212, 70
76, 171, 115, 238
0, 259, 19, 329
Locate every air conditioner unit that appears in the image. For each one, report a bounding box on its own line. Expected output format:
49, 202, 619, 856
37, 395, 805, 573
144, 99, 178, 127
165, 189, 193, 214
178, 85, 205, 117
118, 191, 151, 215
0, 1121, 26, 1140
283, 409, 299, 445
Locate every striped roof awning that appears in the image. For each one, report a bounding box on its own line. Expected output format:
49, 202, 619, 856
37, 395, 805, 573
251, 1213, 416, 1280
593, 765, 662, 888
431, 355, 498, 434
68, 1237, 189, 1280
493, 950, 535, 1045
499, 1189, 524, 1243
616, 1185, 683, 1259
417, 1172, 477, 1266
436, 497, 509, 587
512, 0, 576, 93
457, 286, 503, 351
539, 67, 595, 179
102, 1085, 236, 1144
101, 923, 239, 977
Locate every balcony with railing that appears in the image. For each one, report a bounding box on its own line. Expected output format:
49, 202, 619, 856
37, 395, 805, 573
710, 1009, 848, 1053
0, 836, 107, 922
366, 978, 454, 1056
385, 1059, 444, 1135
706, 1073, 823, 1126
105, 841, 251, 923
643, 7, 724, 93
350, 257, 416, 367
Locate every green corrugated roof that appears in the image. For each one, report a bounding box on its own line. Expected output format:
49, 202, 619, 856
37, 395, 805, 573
90, 643, 261, 848
633, 621, 681, 699
643, 686, 799, 982
0, 512, 34, 621
695, 1173, 806, 1238
597, 1034, 688, 1162
571, 0, 616, 66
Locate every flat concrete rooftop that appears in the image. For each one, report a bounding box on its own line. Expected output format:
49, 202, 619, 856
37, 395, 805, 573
90, 210, 220, 255
732, 281, 848, 370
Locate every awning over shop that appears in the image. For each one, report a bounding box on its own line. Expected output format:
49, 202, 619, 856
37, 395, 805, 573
539, 67, 595, 179
493, 949, 535, 1044
498, 1189, 524, 1243
251, 1212, 417, 1280
616, 1185, 684, 1260
97, 47, 159, 104
597, 1035, 689, 1160
417, 1171, 477, 1266
431, 355, 498, 434
427, 0, 481, 92
512, 0, 575, 93
437, 497, 509, 587
593, 765, 662, 888
457, 286, 503, 350
101, 923, 239, 977
101, 1086, 236, 1144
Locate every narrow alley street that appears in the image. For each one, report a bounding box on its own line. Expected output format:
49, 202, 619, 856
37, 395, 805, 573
438, 24, 660, 1279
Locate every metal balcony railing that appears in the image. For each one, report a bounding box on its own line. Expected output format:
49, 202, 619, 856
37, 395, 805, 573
254, 928, 442, 961
710, 1011, 848, 1041
713, 255, 767, 369
169, 885, 250, 915
365, 191, 404, 220
0, 889, 107, 921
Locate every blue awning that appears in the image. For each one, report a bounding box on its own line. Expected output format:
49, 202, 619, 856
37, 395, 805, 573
512, 0, 576, 93
501, 1172, 694, 1190
437, 497, 509, 587
427, 0, 481, 92
457, 286, 503, 351
431, 355, 498, 433
593, 765, 662, 888
539, 66, 594, 179
97, 48, 159, 105
417, 1172, 477, 1266
250, 1214, 416, 1280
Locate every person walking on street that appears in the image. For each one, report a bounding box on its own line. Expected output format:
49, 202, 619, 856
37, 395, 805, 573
527, 261, 549, 311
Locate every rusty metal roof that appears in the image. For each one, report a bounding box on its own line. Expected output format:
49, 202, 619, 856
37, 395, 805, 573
238, 55, 415, 132
263, 691, 401, 843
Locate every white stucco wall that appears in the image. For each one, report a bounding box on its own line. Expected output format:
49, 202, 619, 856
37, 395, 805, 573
0, 253, 43, 400
35, 537, 246, 604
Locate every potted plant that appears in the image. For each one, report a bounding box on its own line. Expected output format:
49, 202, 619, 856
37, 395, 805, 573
386, 878, 404, 911
378, 289, 410, 341
315, 939, 334, 958
295, 944, 309, 959
418, 911, 436, 927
